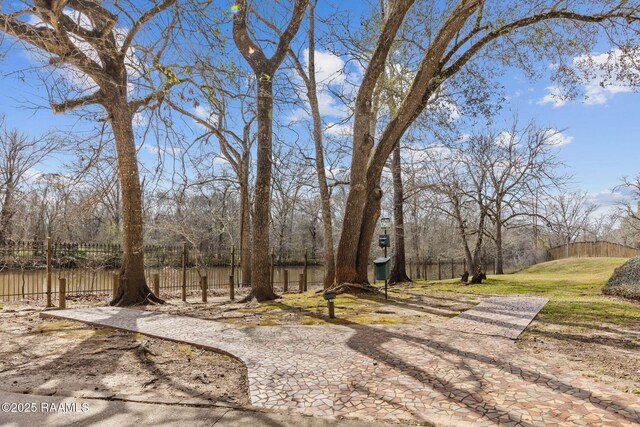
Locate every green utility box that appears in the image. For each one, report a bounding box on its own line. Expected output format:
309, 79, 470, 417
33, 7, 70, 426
373, 257, 391, 281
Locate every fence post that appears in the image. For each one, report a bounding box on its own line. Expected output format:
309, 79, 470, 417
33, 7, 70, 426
231, 246, 236, 288
424, 260, 428, 281
182, 242, 187, 302
283, 270, 289, 293
463, 258, 466, 274
112, 273, 119, 299
46, 237, 52, 308
270, 250, 275, 291
451, 259, 454, 279
153, 273, 160, 298
303, 249, 308, 292
299, 273, 304, 293
229, 275, 235, 300
437, 259, 441, 280
59, 278, 66, 309
201, 276, 208, 303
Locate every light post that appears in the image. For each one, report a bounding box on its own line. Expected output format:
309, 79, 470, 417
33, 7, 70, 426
380, 217, 391, 258
377, 216, 391, 299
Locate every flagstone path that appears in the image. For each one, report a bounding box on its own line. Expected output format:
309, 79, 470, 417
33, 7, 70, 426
41, 298, 640, 426
440, 296, 549, 339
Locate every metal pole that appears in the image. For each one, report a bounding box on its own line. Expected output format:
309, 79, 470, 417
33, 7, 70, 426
384, 229, 387, 258
231, 246, 236, 288
181, 242, 187, 302
46, 237, 52, 307
229, 275, 235, 300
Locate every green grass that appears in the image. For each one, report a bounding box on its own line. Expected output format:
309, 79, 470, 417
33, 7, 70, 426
421, 258, 640, 327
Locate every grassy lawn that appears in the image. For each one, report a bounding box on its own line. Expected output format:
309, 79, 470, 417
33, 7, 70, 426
420, 257, 640, 327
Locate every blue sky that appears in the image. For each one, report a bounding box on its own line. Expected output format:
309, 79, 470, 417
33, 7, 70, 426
497, 66, 640, 210
0, 2, 639, 215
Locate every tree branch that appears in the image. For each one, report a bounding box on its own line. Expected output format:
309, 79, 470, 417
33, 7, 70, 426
51, 90, 103, 113
120, 0, 177, 55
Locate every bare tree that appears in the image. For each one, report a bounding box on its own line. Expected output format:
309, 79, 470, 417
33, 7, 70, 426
482, 123, 566, 274
232, 0, 309, 301
420, 141, 489, 275
0, 1, 183, 305
0, 119, 62, 242
543, 192, 599, 252
285, 0, 337, 288
615, 175, 640, 243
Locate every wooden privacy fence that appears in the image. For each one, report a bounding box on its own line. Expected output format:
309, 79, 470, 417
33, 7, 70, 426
0, 239, 324, 302
547, 241, 640, 260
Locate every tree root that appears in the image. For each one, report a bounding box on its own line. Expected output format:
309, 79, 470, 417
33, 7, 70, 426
239, 288, 281, 303
110, 289, 165, 307
328, 282, 382, 295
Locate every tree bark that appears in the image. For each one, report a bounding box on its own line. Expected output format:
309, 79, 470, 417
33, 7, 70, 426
335, 0, 478, 287
0, 179, 15, 243
494, 205, 504, 274
244, 78, 278, 301
389, 143, 411, 284
306, 4, 335, 289
232, 0, 309, 301
107, 96, 162, 306
239, 153, 252, 287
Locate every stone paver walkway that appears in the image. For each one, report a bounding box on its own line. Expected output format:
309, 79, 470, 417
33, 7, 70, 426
440, 296, 549, 339
42, 304, 640, 426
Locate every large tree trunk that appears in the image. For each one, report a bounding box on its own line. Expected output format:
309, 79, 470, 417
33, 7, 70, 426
452, 200, 474, 275
244, 78, 278, 301
389, 143, 411, 284
471, 207, 487, 273
334, 0, 478, 288
239, 154, 252, 287
107, 97, 162, 306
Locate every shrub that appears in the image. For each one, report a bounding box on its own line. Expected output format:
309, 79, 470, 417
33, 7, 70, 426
603, 257, 640, 301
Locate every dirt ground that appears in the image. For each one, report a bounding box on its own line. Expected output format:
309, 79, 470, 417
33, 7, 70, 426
518, 319, 640, 396
0, 303, 249, 406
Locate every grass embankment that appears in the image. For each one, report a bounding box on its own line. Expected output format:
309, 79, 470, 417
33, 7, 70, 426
422, 258, 640, 327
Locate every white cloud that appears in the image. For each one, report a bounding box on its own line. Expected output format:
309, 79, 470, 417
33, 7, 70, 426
305, 49, 346, 86
142, 143, 180, 156
536, 85, 568, 108
543, 128, 573, 147
538, 48, 639, 108
324, 123, 352, 137
287, 49, 358, 122
495, 131, 514, 146
212, 156, 229, 165
575, 49, 637, 105
24, 168, 43, 182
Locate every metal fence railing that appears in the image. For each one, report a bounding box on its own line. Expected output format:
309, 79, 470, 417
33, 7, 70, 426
0, 239, 324, 302
0, 239, 486, 303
